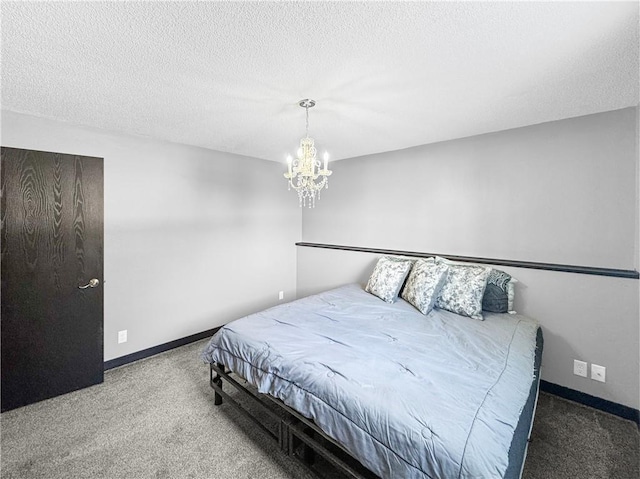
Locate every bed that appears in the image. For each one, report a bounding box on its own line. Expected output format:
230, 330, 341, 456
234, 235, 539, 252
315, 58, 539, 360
202, 259, 543, 479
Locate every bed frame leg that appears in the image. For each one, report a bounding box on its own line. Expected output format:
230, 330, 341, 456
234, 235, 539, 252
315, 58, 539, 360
211, 363, 224, 406
213, 378, 223, 405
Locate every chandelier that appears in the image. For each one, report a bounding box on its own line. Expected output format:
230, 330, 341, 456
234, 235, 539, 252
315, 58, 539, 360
284, 99, 332, 208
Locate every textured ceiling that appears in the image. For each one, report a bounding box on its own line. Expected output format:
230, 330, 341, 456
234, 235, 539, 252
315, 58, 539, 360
1, 1, 638, 162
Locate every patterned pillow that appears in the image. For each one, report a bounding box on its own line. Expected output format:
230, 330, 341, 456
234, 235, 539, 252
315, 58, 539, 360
401, 259, 449, 315
482, 269, 512, 313
434, 258, 491, 320
365, 256, 413, 303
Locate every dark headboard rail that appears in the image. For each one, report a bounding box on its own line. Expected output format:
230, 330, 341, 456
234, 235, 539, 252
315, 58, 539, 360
295, 242, 640, 279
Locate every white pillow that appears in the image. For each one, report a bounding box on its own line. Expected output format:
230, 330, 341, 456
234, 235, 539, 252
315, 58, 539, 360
365, 256, 413, 303
433, 257, 519, 314
507, 278, 518, 314
401, 259, 449, 315
434, 257, 491, 320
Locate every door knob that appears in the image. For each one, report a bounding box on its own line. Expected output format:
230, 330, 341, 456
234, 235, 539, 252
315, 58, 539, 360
79, 278, 100, 289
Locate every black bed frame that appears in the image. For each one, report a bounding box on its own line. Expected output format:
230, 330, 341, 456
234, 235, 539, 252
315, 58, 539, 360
209, 362, 377, 478
209, 328, 543, 479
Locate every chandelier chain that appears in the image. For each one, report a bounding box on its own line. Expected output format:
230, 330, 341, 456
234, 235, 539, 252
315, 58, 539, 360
305, 104, 309, 138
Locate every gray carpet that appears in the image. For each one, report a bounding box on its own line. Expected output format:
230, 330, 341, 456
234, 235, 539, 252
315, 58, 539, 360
1, 339, 638, 479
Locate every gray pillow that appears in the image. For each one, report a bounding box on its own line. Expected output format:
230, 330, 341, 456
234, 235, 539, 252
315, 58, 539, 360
482, 269, 512, 313
401, 259, 449, 315
365, 256, 413, 303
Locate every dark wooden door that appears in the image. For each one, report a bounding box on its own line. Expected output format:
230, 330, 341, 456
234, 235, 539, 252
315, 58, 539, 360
1, 147, 104, 412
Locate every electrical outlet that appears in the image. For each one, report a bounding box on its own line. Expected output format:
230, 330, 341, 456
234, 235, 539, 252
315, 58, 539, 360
591, 364, 606, 382
279, 291, 284, 301
573, 359, 587, 377
118, 330, 127, 344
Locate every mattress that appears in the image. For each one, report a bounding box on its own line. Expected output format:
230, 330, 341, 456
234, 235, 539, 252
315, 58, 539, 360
202, 284, 541, 479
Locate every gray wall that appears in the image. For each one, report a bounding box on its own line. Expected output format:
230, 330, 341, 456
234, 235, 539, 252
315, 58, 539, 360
298, 107, 639, 409
2, 110, 301, 361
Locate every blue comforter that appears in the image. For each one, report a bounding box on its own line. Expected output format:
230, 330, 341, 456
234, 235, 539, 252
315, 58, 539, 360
201, 284, 539, 479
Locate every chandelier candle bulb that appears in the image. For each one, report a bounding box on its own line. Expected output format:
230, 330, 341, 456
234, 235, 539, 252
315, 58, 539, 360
323, 152, 328, 171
